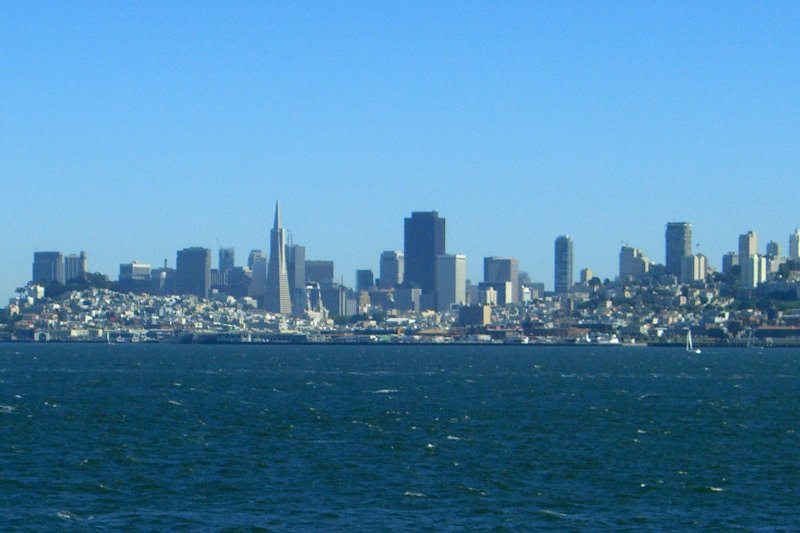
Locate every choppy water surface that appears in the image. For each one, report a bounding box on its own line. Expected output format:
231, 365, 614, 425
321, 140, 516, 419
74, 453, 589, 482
1, 344, 798, 530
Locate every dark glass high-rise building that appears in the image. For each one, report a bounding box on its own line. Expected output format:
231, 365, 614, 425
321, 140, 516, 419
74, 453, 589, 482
554, 235, 573, 294
218, 248, 234, 276
404, 211, 446, 297
305, 260, 334, 285
32, 251, 64, 286
665, 222, 692, 276
176, 247, 211, 298
356, 269, 374, 292
483, 256, 519, 305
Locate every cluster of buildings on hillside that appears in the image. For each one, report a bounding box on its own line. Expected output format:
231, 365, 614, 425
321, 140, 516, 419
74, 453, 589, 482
5, 204, 800, 344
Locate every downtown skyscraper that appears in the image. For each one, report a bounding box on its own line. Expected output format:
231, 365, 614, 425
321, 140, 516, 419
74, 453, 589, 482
32, 252, 64, 286
175, 247, 211, 298
665, 222, 692, 277
404, 211, 445, 308
379, 250, 404, 289
791, 229, 800, 260
264, 202, 292, 314
483, 256, 519, 305
554, 235, 573, 294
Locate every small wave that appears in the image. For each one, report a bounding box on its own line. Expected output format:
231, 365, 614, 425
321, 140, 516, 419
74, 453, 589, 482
56, 511, 79, 520
168, 400, 183, 406
446, 435, 461, 441
0, 405, 16, 414
372, 389, 398, 394
541, 509, 570, 520
708, 486, 724, 492
403, 491, 426, 498
426, 443, 436, 449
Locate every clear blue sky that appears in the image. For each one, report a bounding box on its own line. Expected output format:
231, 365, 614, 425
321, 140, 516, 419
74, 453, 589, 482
2, 2, 799, 296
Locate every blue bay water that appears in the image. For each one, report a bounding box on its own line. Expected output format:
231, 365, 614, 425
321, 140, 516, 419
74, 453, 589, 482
0, 344, 798, 530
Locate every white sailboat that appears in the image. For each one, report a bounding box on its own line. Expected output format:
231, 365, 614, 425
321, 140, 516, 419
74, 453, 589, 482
686, 328, 701, 354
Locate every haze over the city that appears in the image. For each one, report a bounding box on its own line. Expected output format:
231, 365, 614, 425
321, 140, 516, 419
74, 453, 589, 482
2, 2, 799, 298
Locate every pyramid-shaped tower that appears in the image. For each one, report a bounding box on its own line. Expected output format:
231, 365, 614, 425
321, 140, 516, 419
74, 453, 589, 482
264, 201, 292, 314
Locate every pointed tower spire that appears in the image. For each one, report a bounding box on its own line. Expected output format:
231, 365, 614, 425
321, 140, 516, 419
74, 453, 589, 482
265, 200, 292, 314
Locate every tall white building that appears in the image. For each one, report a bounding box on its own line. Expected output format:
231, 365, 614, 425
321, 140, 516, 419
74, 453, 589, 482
619, 246, 650, 279
436, 254, 466, 311
64, 252, 87, 282
680, 254, 706, 283
741, 254, 767, 290
790, 228, 800, 260
739, 231, 758, 287
739, 231, 757, 259
264, 202, 292, 314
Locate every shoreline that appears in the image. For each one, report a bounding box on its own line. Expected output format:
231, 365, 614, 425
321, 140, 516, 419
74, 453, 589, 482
1, 338, 797, 348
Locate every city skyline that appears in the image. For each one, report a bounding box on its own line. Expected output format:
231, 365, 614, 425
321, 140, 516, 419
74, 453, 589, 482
2, 4, 800, 298
20, 206, 800, 299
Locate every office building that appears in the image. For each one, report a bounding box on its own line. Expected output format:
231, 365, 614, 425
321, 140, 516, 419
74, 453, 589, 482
739, 231, 757, 287
379, 250, 404, 289
404, 211, 446, 301
264, 202, 292, 314
249, 255, 267, 298
665, 223, 692, 276
149, 259, 176, 295
175, 247, 211, 298
458, 305, 492, 326
554, 235, 573, 294
356, 269, 374, 293
478, 285, 498, 306
437, 254, 466, 311
32, 252, 64, 286
580, 268, 593, 284
483, 256, 519, 305
218, 248, 234, 280
285, 244, 306, 291
681, 254, 706, 283
739, 231, 757, 259
478, 281, 512, 306
319, 283, 356, 316
790, 229, 800, 260
247, 249, 265, 270
722, 252, 738, 274
64, 252, 87, 282
119, 261, 152, 293
619, 246, 650, 279
394, 284, 422, 312
120, 262, 150, 281
286, 243, 306, 315
306, 260, 334, 285
741, 254, 766, 290
226, 267, 253, 299
529, 282, 545, 299
766, 241, 780, 259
